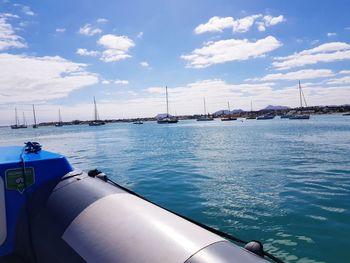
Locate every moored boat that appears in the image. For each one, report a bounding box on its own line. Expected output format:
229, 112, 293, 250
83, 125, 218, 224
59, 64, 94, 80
157, 86, 178, 124
221, 102, 237, 121
221, 116, 237, 121
157, 117, 178, 124
246, 101, 256, 120
11, 109, 28, 129
197, 115, 214, 121
289, 81, 310, 120
289, 115, 310, 120
197, 98, 214, 121
55, 108, 63, 127
280, 114, 292, 119
133, 120, 144, 124
256, 115, 274, 120
89, 97, 106, 126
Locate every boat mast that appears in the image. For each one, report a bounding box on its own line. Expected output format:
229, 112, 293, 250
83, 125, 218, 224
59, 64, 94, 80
22, 112, 27, 125
166, 86, 169, 117
251, 100, 253, 112
301, 84, 308, 108
203, 98, 207, 116
32, 104, 37, 125
93, 97, 98, 121
299, 80, 303, 109
15, 107, 19, 126
228, 101, 230, 112
58, 108, 62, 123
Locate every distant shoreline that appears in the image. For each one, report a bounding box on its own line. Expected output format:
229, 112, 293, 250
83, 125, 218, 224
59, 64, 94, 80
1, 104, 349, 128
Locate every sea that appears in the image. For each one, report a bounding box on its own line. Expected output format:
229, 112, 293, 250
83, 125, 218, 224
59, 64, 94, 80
0, 114, 349, 263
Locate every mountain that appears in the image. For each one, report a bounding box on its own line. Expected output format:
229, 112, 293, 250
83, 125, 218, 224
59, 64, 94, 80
155, 113, 175, 118
213, 109, 243, 116
263, 105, 290, 111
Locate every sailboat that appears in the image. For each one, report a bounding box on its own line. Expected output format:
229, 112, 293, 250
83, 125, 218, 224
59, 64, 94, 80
89, 97, 106, 126
133, 121, 143, 124
246, 101, 256, 119
289, 81, 310, 120
157, 86, 178, 124
55, 108, 63, 127
19, 112, 28, 128
197, 98, 214, 121
221, 102, 237, 121
32, 105, 38, 128
10, 108, 21, 129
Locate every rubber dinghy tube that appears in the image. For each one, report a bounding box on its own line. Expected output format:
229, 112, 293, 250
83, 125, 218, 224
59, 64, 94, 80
0, 144, 283, 263
89, 169, 284, 263
16, 171, 275, 262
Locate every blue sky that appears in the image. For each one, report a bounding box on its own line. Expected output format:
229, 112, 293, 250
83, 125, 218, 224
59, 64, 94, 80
0, 0, 350, 124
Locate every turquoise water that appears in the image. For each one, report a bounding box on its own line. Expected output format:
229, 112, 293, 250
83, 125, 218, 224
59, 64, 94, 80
1, 115, 349, 262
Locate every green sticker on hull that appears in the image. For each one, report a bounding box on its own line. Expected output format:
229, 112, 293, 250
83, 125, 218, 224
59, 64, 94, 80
5, 167, 35, 193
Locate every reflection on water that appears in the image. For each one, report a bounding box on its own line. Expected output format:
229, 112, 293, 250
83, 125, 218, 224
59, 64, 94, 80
0, 115, 349, 263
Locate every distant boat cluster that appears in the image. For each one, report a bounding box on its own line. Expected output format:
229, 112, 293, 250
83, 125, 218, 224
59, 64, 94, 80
10, 107, 27, 129
157, 81, 311, 124
9, 81, 349, 129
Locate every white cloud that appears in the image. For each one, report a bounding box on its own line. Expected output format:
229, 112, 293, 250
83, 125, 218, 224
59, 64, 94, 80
181, 36, 282, 68
76, 48, 99, 57
233, 15, 261, 33
129, 79, 350, 117
310, 40, 320, 45
140, 61, 150, 67
98, 34, 134, 50
0, 53, 98, 104
257, 15, 285, 32
56, 28, 66, 33
2, 13, 19, 19
194, 15, 262, 34
264, 15, 285, 26
137, 32, 143, 38
195, 16, 234, 34
0, 14, 27, 50
101, 79, 129, 85
97, 18, 108, 23
14, 4, 35, 16
99, 49, 131, 62
78, 24, 102, 36
1, 77, 349, 124
272, 42, 350, 70
115, 80, 129, 85
327, 32, 336, 37
97, 34, 135, 62
326, 76, 350, 85
13, 4, 35, 16
194, 14, 285, 34
22, 6, 35, 16
339, 70, 350, 75
256, 22, 266, 32
259, 69, 334, 81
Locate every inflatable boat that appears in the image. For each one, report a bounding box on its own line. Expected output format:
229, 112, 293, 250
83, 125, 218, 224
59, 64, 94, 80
0, 142, 282, 263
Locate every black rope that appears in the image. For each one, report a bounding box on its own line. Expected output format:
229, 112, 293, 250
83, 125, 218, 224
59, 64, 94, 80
20, 142, 39, 263
88, 169, 284, 263
24, 142, 42, 154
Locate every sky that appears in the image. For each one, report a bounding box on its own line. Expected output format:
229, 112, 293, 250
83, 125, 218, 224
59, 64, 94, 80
0, 0, 350, 124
